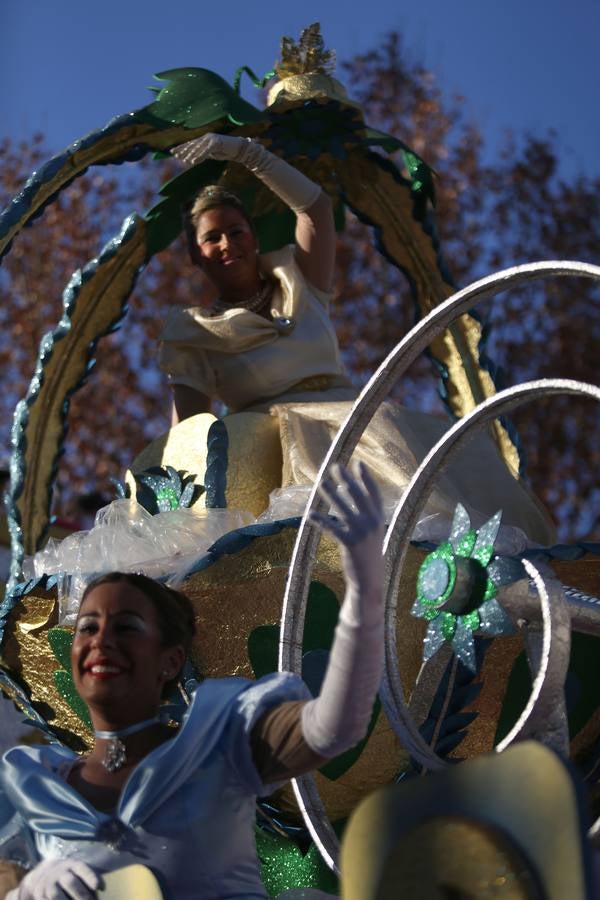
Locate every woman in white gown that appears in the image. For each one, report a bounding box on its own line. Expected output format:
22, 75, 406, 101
159, 133, 554, 546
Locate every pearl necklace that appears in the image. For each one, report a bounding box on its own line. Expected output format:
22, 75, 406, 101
212, 275, 275, 316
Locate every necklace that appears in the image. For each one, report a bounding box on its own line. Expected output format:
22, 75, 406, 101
94, 715, 162, 773
212, 275, 275, 316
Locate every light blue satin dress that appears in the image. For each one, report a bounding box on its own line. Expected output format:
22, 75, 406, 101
0, 673, 310, 899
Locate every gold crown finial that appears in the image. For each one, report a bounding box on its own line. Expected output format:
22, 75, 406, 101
274, 22, 336, 79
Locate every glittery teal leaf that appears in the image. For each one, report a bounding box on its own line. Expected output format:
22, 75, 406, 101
255, 827, 339, 898
48, 628, 92, 730
54, 670, 92, 730
47, 627, 74, 671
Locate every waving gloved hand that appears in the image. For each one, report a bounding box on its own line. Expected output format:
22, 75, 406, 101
309, 462, 385, 622
301, 463, 386, 758
171, 132, 251, 167
6, 858, 101, 900
172, 132, 321, 213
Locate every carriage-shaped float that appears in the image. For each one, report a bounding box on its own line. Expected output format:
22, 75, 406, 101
1, 24, 599, 897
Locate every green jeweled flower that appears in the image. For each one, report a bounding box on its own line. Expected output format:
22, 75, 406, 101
116, 465, 204, 515
412, 504, 513, 671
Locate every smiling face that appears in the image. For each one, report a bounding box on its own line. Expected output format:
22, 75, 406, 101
195, 205, 260, 299
71, 581, 185, 726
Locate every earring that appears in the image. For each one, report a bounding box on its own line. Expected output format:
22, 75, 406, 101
162, 670, 171, 678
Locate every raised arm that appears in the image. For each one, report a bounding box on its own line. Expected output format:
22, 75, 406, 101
250, 464, 385, 781
172, 134, 336, 292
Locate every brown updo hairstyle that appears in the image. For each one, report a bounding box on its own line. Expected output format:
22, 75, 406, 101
80, 572, 196, 696
183, 185, 256, 267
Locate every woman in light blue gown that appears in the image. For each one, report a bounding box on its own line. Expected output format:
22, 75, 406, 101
0, 465, 384, 900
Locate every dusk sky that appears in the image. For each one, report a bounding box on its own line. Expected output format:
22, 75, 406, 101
3, 0, 599, 178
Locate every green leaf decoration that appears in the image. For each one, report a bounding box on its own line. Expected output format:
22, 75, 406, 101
54, 670, 93, 731
147, 68, 264, 128
256, 827, 339, 898
248, 581, 340, 678
145, 160, 227, 257
48, 627, 93, 730
496, 632, 600, 750
132, 465, 204, 514
301, 582, 340, 652
47, 627, 74, 671
247, 624, 279, 680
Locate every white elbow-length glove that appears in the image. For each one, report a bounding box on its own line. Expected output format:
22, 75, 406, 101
171, 132, 321, 213
6, 858, 101, 900
300, 463, 385, 758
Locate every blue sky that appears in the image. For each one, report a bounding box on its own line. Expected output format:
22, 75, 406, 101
3, 0, 599, 177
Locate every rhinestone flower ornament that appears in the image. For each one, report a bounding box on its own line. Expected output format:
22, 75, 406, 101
411, 504, 513, 671
116, 465, 204, 514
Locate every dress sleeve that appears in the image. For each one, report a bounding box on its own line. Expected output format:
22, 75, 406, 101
250, 701, 327, 782
223, 673, 311, 796
158, 308, 217, 395
304, 281, 334, 310
0, 776, 38, 872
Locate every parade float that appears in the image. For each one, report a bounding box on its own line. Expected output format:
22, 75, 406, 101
1, 24, 600, 897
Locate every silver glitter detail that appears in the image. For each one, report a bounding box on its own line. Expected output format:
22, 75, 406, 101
423, 617, 448, 661
448, 503, 471, 551
452, 619, 476, 671
411, 597, 430, 618
420, 557, 450, 601
473, 510, 502, 563
103, 737, 127, 773
478, 597, 512, 636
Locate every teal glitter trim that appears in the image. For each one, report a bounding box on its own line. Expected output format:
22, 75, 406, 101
205, 420, 228, 508
6, 215, 145, 591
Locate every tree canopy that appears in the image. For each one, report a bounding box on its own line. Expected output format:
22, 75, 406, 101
1, 32, 598, 540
